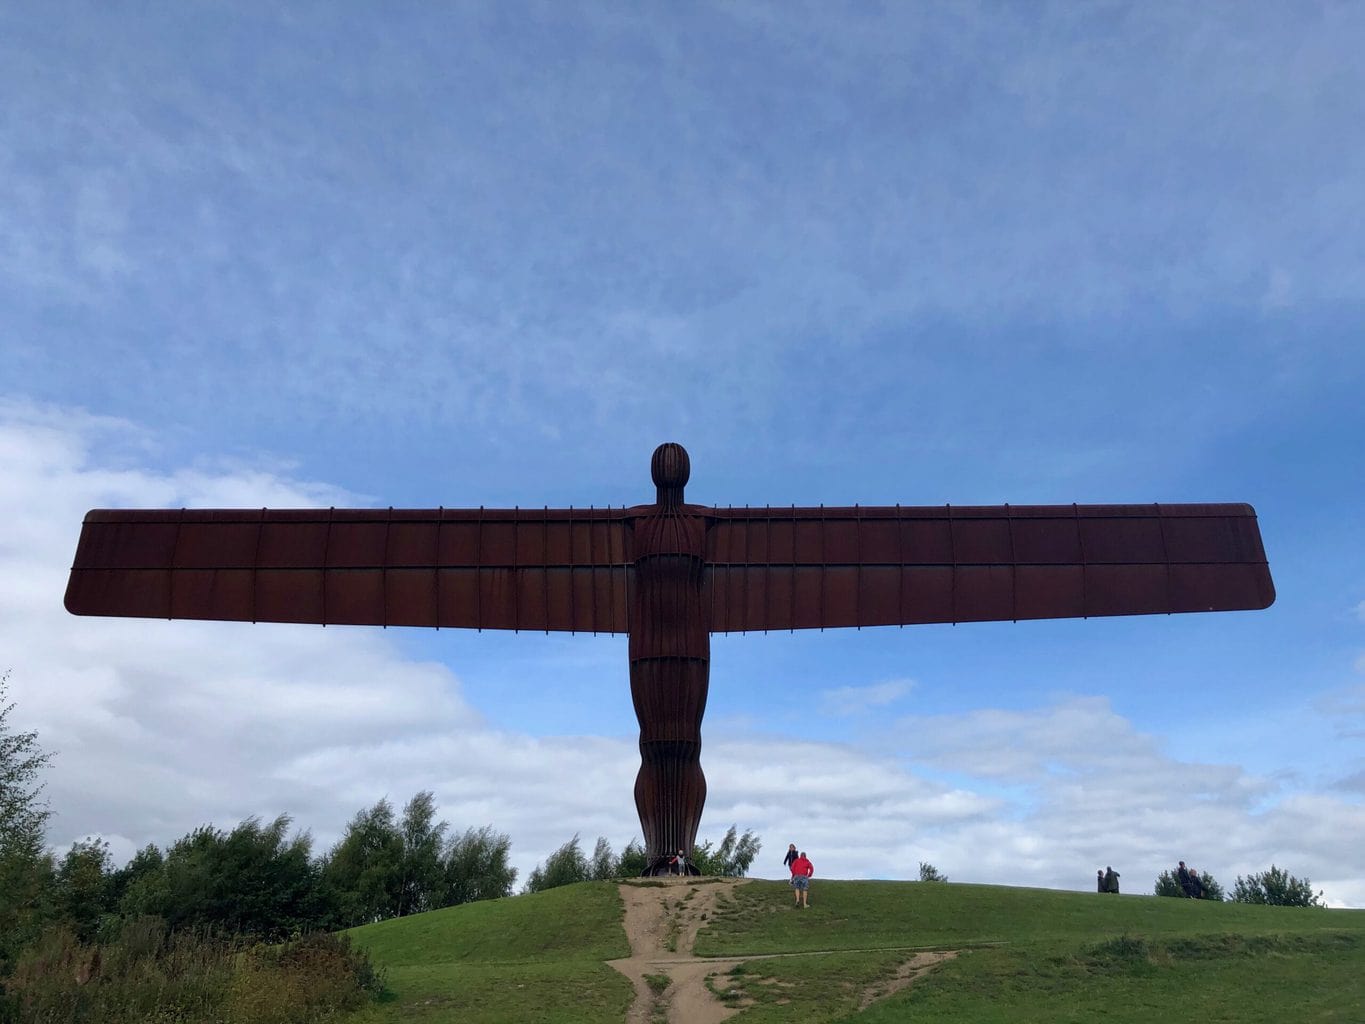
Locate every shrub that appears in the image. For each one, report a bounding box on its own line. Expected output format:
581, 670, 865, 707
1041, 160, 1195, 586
1155, 868, 1224, 901
918, 862, 948, 882
1, 918, 385, 1024
616, 839, 648, 878
1231, 865, 1325, 907
525, 835, 590, 892
230, 932, 387, 1023
690, 828, 762, 877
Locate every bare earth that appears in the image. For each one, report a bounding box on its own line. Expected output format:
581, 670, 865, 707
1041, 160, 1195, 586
606, 877, 957, 1024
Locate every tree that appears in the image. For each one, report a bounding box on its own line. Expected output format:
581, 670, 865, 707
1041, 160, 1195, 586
918, 861, 948, 882
443, 826, 517, 905
396, 791, 448, 917
616, 839, 647, 878
588, 836, 617, 881
322, 798, 405, 926
124, 815, 327, 939
108, 843, 165, 916
525, 835, 590, 893
0, 671, 55, 970
690, 826, 762, 877
1155, 868, 1224, 901
53, 838, 115, 941
1231, 865, 1325, 907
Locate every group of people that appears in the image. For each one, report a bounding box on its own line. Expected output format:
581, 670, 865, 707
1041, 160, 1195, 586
783, 843, 815, 907
1175, 860, 1207, 899
1096, 865, 1121, 893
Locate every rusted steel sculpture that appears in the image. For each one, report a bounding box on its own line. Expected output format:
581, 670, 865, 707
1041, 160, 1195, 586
66, 442, 1274, 874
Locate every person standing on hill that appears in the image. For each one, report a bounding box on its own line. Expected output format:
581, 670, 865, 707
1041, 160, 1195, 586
1186, 868, 1204, 900
1177, 861, 1191, 896
790, 851, 814, 908
1097, 868, 1106, 893
783, 843, 798, 871
1103, 866, 1120, 893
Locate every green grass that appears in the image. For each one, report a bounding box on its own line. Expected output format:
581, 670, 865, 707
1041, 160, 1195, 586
698, 882, 1365, 1023
696, 880, 1363, 955
344, 879, 1365, 1023
345, 882, 632, 1023
706, 951, 913, 1022
851, 932, 1365, 1024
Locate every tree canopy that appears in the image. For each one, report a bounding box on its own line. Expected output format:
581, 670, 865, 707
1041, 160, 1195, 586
1231, 865, 1325, 908
1, 671, 55, 971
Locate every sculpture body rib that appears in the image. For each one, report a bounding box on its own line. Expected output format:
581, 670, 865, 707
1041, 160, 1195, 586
629, 508, 709, 873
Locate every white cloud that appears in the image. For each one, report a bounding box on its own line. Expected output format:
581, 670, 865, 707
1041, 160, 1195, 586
819, 679, 914, 716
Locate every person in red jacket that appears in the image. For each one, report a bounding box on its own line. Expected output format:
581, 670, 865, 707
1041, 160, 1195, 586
790, 851, 814, 908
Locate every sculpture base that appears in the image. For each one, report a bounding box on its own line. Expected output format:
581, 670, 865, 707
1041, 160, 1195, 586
642, 855, 701, 877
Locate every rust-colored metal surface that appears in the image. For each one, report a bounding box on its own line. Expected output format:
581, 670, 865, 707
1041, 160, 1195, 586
66, 443, 1275, 874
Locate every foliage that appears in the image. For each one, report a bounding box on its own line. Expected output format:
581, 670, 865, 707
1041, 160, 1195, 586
588, 836, 617, 881
231, 930, 388, 1020
0, 672, 55, 974
321, 798, 405, 926
690, 826, 762, 877
53, 838, 115, 941
325, 794, 517, 923
122, 816, 327, 940
523, 830, 762, 886
442, 825, 517, 905
104, 843, 164, 928
2, 917, 384, 1024
616, 838, 647, 878
395, 791, 448, 918
919, 861, 948, 882
1154, 867, 1224, 901
1231, 864, 1326, 907
525, 834, 591, 892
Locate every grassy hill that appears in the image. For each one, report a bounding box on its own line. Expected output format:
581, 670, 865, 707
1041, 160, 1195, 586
347, 879, 1365, 1023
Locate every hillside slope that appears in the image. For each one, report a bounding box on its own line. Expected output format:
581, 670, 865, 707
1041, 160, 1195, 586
348, 879, 1365, 1023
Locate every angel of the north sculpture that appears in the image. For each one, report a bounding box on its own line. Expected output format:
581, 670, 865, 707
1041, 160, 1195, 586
66, 442, 1274, 875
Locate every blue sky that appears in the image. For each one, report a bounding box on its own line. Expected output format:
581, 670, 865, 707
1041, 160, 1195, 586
2, 3, 1363, 902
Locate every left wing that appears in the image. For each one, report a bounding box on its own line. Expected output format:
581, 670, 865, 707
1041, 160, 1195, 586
702, 502, 1274, 632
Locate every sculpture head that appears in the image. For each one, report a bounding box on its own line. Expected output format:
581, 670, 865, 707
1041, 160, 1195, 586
651, 442, 690, 507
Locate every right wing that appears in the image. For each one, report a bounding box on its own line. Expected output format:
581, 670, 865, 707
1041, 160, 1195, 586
65, 507, 634, 633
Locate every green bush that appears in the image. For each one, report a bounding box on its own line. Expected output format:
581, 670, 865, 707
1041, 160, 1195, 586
1231, 865, 1325, 907
918, 861, 948, 882
1154, 868, 1225, 901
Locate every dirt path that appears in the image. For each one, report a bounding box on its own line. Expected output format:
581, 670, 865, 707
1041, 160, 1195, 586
856, 949, 959, 1010
608, 877, 749, 1024
606, 878, 957, 1024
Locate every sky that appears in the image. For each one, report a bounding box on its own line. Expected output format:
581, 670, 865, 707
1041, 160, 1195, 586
2, 2, 1363, 906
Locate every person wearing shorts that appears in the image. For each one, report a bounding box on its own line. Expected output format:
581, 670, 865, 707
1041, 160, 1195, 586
790, 851, 814, 907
